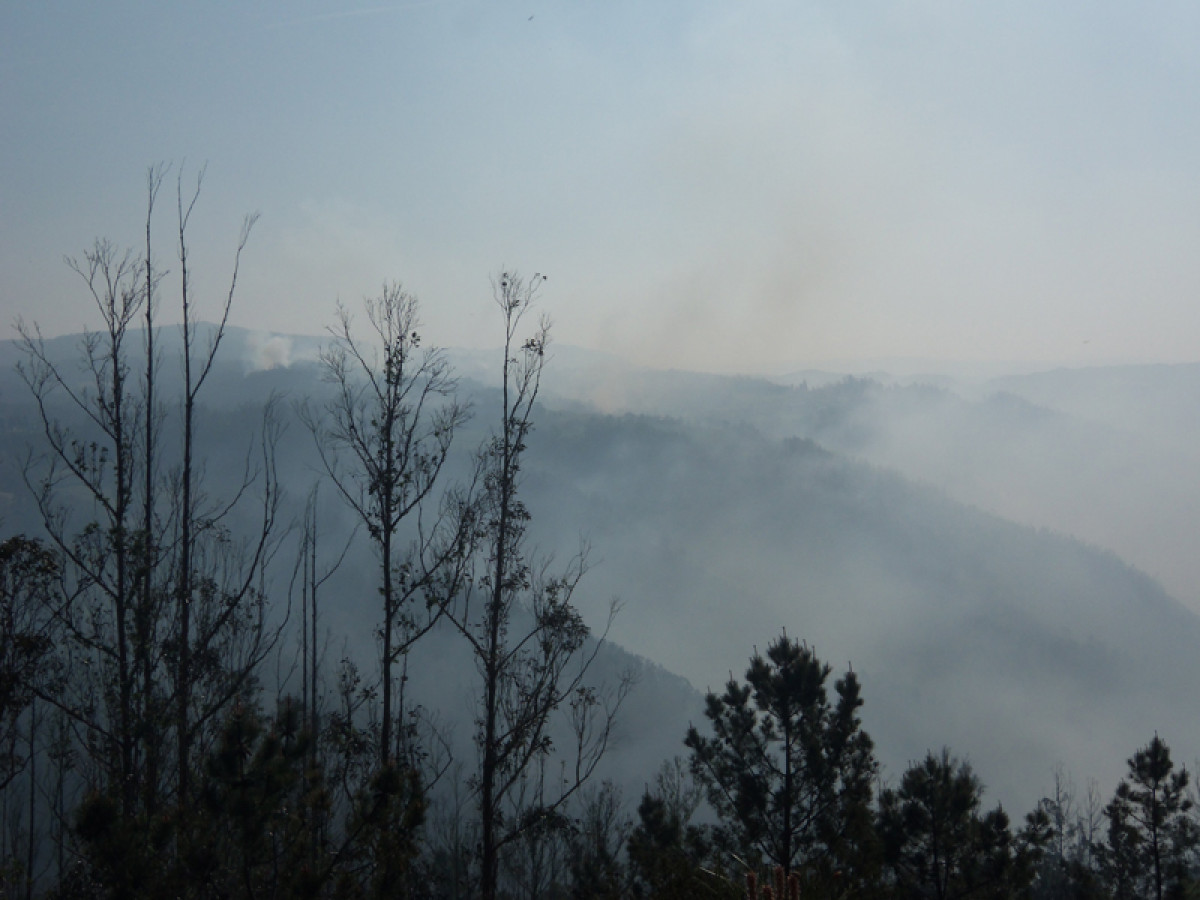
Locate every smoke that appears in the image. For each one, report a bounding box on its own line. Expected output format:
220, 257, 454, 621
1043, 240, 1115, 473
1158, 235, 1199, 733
246, 332, 293, 371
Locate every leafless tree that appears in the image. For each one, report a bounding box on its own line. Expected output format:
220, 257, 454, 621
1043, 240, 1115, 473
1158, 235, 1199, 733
288, 484, 354, 754
442, 271, 628, 900
302, 285, 467, 767
18, 231, 151, 817
15, 165, 281, 825
169, 165, 275, 800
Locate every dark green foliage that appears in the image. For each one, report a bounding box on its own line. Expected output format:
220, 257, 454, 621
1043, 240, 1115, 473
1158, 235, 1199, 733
61, 696, 424, 900
1099, 735, 1197, 900
0, 535, 57, 791
70, 790, 166, 899
1025, 770, 1111, 900
1102, 797, 1143, 900
65, 700, 328, 898
878, 749, 1030, 900
337, 761, 426, 899
191, 699, 313, 896
626, 791, 737, 899
624, 758, 725, 898
685, 632, 878, 890
1020, 803, 1065, 899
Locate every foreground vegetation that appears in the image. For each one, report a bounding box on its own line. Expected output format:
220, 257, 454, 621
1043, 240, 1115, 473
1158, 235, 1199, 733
1, 172, 1196, 898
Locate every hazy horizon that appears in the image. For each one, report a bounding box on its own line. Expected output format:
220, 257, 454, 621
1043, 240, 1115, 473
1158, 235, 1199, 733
6, 3, 1200, 374
4, 318, 1190, 385
7, 9, 1200, 887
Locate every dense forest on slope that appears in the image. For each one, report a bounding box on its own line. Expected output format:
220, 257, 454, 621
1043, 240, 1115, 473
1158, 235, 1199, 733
6, 329, 1200, 803
4, 320, 1200, 897
530, 350, 1200, 607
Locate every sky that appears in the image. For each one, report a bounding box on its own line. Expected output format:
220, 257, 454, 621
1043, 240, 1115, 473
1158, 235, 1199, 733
4, 1, 1200, 375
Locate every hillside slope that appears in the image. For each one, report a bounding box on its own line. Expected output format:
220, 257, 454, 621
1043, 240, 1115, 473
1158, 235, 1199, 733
3, 329, 1198, 814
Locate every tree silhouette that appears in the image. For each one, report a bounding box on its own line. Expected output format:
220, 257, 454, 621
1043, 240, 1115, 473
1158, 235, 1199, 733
303, 285, 466, 767
1101, 734, 1196, 900
686, 632, 877, 891
15, 165, 281, 890
442, 271, 626, 900
878, 748, 1025, 900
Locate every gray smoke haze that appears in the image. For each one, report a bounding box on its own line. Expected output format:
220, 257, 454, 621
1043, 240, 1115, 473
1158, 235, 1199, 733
6, 3, 1200, 372
6, 2, 1200, 858
497, 347, 1200, 811
5, 327, 1200, 820
245, 332, 294, 371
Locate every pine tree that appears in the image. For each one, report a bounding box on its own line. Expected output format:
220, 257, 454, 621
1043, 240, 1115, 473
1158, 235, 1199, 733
626, 760, 735, 899
685, 632, 877, 891
1100, 735, 1197, 900
878, 748, 1027, 900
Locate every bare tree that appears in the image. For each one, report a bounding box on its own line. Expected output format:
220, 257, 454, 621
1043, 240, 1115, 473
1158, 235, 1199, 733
18, 234, 150, 817
15, 165, 280, 828
303, 285, 467, 767
443, 271, 627, 900
135, 165, 168, 815
169, 165, 272, 800
289, 484, 354, 753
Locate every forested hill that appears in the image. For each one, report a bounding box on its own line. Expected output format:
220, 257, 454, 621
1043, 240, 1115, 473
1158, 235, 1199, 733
2, 327, 1199, 815
526, 352, 1200, 607
520, 408, 1198, 811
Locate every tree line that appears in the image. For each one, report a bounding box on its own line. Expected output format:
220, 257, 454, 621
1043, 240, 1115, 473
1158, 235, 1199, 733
1, 172, 1197, 899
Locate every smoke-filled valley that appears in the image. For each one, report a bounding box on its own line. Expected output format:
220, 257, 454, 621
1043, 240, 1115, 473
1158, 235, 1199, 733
5, 326, 1200, 793
10, 1, 1200, 893
3, 318, 1200, 897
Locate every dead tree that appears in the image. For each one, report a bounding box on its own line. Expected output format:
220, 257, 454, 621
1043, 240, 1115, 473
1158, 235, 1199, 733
302, 285, 467, 766
443, 271, 627, 900
16, 166, 280, 823
18, 234, 150, 816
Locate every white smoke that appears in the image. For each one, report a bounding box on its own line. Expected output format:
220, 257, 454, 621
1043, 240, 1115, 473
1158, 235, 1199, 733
247, 333, 293, 371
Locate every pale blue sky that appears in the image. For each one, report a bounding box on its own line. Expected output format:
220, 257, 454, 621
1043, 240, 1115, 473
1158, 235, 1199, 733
4, 1, 1200, 373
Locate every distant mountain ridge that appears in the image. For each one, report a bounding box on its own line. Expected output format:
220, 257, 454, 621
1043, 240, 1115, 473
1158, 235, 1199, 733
4, 326, 1200, 815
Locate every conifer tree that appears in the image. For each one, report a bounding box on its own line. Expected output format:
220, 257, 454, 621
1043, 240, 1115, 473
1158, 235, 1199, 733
878, 748, 1027, 900
0, 536, 58, 795
627, 760, 733, 899
685, 632, 877, 890
1100, 734, 1197, 900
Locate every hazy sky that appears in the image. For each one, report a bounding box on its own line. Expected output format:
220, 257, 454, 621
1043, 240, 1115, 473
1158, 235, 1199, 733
5, 1, 1200, 374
